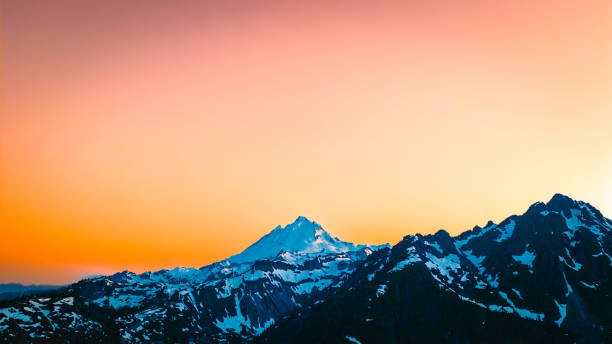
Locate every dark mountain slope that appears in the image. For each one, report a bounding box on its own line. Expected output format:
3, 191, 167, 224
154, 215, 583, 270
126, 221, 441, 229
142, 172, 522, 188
1, 194, 610, 343
0, 285, 64, 302
258, 262, 571, 344
259, 194, 612, 344
0, 217, 386, 343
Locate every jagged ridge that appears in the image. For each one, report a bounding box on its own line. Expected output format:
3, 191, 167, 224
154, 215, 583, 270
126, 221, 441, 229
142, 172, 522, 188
1, 194, 611, 344
261, 193, 612, 343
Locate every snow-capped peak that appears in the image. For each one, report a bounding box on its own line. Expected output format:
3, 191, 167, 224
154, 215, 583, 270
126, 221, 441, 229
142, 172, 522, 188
226, 216, 373, 264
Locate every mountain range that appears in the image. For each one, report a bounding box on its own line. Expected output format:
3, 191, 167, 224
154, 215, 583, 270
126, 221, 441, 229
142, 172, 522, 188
0, 194, 610, 343
0, 285, 64, 302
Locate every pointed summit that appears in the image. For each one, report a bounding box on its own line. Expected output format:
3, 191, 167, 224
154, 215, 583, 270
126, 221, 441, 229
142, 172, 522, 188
294, 215, 313, 223
227, 217, 378, 264
286, 216, 321, 231
546, 193, 577, 211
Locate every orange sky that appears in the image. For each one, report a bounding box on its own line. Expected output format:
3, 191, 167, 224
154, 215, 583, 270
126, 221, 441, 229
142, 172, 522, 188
1, 1, 611, 285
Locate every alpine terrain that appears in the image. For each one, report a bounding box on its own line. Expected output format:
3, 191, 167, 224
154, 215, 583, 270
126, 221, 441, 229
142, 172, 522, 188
0, 216, 386, 343
1, 194, 611, 343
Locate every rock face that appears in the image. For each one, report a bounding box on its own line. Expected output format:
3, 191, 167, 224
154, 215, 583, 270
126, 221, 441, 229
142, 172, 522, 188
260, 194, 612, 344
0, 217, 386, 343
1, 194, 611, 343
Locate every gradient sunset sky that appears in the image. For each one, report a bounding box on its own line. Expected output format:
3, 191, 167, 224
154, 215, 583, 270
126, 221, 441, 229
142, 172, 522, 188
1, 1, 611, 284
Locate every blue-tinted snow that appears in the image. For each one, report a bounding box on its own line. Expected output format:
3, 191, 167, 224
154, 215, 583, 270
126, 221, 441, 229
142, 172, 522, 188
227, 216, 386, 264
512, 250, 535, 268
553, 299, 566, 326
345, 335, 362, 344
580, 281, 596, 289
376, 284, 388, 297
495, 220, 516, 242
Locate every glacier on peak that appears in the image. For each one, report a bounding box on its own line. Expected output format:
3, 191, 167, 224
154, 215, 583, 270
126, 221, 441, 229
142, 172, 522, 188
226, 216, 385, 264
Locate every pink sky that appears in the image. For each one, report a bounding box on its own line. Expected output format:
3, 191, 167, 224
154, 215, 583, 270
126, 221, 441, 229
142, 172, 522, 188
1, 0, 611, 284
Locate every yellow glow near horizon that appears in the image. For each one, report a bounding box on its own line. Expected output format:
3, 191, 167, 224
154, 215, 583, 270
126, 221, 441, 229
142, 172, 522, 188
1, 0, 611, 284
